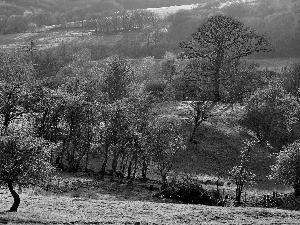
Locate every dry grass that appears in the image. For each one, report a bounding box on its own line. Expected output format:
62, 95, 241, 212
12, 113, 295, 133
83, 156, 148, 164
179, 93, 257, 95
1, 185, 300, 225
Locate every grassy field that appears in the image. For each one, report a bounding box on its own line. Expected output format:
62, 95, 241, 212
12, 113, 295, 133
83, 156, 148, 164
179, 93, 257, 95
1, 181, 300, 225
0, 28, 125, 51
248, 58, 300, 71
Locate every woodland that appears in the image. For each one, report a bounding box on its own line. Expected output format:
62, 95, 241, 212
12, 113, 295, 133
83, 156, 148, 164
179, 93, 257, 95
1, 0, 300, 224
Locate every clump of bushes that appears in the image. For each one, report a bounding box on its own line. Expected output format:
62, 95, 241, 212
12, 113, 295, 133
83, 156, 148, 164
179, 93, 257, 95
144, 80, 166, 99
154, 174, 219, 205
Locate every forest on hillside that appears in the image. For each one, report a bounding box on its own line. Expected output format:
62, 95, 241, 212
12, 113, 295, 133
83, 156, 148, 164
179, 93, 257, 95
2, 0, 300, 215
1, 0, 300, 58
0, 0, 207, 34
2, 13, 300, 213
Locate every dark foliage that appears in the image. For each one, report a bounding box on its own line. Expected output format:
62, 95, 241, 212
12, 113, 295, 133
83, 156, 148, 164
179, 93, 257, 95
154, 175, 218, 205
144, 80, 166, 99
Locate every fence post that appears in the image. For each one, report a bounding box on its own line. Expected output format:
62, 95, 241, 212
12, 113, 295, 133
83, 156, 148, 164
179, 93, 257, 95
266, 195, 270, 207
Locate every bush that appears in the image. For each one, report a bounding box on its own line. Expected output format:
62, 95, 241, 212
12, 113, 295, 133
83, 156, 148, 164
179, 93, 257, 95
144, 80, 166, 99
155, 175, 217, 205
240, 85, 300, 150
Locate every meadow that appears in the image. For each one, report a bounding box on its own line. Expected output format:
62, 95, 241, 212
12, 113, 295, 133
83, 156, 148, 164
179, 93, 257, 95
1, 177, 300, 225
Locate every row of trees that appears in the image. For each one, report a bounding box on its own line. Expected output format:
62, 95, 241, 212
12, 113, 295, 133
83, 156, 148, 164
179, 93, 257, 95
85, 10, 158, 34
0, 6, 159, 35
0, 48, 192, 211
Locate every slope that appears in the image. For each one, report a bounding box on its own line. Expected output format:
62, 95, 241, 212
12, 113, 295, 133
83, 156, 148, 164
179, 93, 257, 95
155, 102, 285, 191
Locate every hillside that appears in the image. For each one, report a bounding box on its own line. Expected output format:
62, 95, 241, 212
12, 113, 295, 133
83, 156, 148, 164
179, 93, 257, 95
1, 0, 209, 12
150, 102, 289, 191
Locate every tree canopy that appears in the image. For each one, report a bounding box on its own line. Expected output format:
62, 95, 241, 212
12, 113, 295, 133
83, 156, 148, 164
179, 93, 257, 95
180, 14, 272, 101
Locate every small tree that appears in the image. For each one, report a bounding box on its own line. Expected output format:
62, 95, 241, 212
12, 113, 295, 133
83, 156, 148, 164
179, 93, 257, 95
0, 131, 54, 212
229, 139, 256, 205
270, 141, 300, 197
180, 14, 272, 102
101, 55, 132, 103
184, 100, 212, 143
0, 50, 34, 133
150, 118, 185, 187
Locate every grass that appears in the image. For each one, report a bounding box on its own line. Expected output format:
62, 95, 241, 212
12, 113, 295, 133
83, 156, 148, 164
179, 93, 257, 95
247, 58, 300, 71
0, 28, 125, 50
1, 183, 300, 225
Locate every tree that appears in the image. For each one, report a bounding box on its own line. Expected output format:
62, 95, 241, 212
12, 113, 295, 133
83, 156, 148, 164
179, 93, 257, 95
0, 50, 34, 134
101, 56, 132, 102
240, 84, 300, 150
270, 141, 300, 197
229, 139, 257, 205
54, 49, 97, 172
150, 117, 185, 187
180, 14, 272, 102
283, 63, 300, 98
5, 15, 28, 34
222, 61, 266, 103
184, 101, 212, 143
0, 130, 54, 212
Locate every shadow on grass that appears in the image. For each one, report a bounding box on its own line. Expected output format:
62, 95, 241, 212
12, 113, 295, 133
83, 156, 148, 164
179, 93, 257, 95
0, 217, 49, 224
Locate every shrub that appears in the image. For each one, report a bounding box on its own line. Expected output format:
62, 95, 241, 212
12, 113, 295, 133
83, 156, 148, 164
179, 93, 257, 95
144, 80, 166, 99
155, 174, 216, 205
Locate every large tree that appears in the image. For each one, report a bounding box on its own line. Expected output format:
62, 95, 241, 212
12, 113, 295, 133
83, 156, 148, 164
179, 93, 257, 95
180, 14, 272, 102
0, 133, 54, 212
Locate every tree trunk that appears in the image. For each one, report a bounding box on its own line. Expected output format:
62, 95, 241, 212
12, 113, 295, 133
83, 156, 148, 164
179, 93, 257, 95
213, 70, 221, 102
100, 141, 110, 179
100, 151, 108, 179
111, 150, 119, 181
161, 173, 168, 190
7, 180, 20, 212
120, 153, 127, 174
127, 159, 132, 179
190, 125, 198, 143
85, 149, 89, 172
141, 159, 148, 181
235, 185, 242, 206
131, 154, 138, 182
